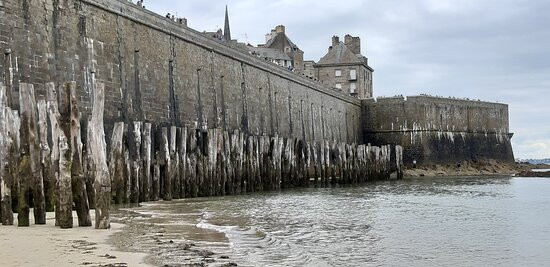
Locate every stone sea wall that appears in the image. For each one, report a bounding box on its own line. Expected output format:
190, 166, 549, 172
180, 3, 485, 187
0, 0, 362, 143
362, 96, 515, 166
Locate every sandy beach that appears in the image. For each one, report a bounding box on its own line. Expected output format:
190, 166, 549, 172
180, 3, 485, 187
0, 210, 151, 267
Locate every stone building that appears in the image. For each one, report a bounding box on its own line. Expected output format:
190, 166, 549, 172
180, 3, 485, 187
315, 35, 374, 99
249, 25, 304, 70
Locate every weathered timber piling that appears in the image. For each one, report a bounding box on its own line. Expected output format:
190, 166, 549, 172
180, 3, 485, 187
109, 122, 125, 205
123, 146, 131, 203
1, 83, 16, 225
206, 129, 218, 196
160, 127, 171, 201
141, 123, 152, 202
130, 122, 142, 203
40, 85, 55, 213
311, 142, 320, 186
89, 81, 111, 229
230, 131, 243, 194
84, 119, 96, 210
46, 84, 62, 225
0, 79, 402, 232
395, 145, 404, 179
186, 129, 198, 198
58, 134, 73, 229
169, 126, 178, 199
65, 82, 91, 227
176, 127, 187, 198
17, 83, 39, 226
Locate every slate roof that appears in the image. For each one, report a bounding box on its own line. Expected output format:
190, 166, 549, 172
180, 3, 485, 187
264, 33, 302, 52
317, 42, 365, 65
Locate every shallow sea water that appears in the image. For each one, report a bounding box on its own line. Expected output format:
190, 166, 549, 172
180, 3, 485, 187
112, 176, 550, 266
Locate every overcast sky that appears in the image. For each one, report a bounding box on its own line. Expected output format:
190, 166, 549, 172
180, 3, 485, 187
144, 0, 550, 159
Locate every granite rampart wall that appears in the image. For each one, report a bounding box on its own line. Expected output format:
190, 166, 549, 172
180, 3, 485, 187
362, 96, 515, 166
0, 0, 362, 143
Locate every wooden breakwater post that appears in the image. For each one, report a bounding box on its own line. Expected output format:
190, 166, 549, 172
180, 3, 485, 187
17, 83, 45, 226
45, 83, 63, 226
170, 126, 181, 199
1, 82, 18, 225
186, 129, 198, 198
57, 133, 73, 228
62, 82, 91, 227
176, 127, 187, 198
130, 122, 143, 203
395, 145, 404, 179
141, 123, 152, 202
160, 127, 171, 201
39, 85, 55, 213
109, 122, 125, 205
89, 81, 111, 229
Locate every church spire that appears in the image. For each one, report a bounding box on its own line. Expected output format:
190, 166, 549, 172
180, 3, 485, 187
224, 5, 231, 41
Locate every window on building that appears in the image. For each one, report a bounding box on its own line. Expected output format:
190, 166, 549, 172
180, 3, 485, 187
350, 69, 357, 80
335, 83, 342, 90
335, 70, 342, 77
350, 82, 356, 94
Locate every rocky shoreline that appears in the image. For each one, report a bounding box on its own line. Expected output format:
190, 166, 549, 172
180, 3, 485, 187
403, 160, 549, 178
516, 163, 550, 177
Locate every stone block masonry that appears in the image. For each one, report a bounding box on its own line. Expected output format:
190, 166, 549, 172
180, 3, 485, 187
362, 96, 514, 166
0, 0, 363, 144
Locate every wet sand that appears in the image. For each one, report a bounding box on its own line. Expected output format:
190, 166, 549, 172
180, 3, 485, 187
110, 204, 238, 267
0, 210, 150, 267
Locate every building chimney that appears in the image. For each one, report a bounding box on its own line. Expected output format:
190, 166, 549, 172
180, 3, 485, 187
332, 36, 340, 48
344, 34, 361, 54
270, 29, 277, 40
275, 25, 286, 34
265, 33, 272, 43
